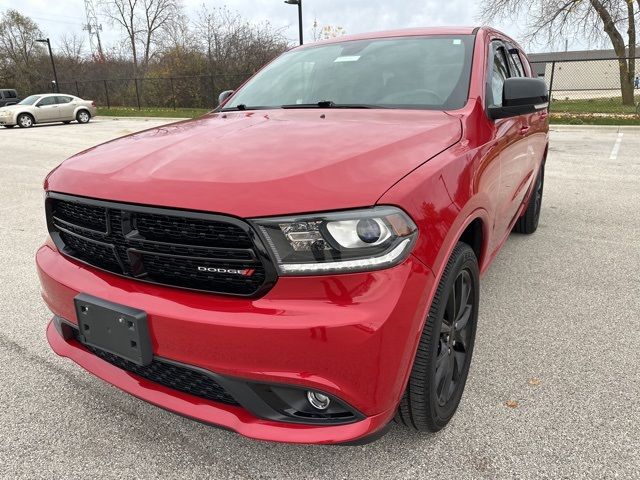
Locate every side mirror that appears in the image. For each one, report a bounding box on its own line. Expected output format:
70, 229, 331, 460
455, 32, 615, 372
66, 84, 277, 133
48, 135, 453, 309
488, 77, 548, 120
218, 90, 234, 106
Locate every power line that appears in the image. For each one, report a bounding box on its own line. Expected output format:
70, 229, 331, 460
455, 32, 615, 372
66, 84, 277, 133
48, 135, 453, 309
83, 0, 105, 61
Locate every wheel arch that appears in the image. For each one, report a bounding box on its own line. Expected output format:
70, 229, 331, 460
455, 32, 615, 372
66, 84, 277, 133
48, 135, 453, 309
433, 210, 491, 281
16, 111, 36, 124
458, 217, 486, 268
75, 107, 91, 117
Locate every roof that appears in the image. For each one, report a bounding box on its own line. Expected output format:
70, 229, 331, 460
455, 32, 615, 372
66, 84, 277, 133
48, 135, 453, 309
298, 26, 479, 48
28, 93, 71, 97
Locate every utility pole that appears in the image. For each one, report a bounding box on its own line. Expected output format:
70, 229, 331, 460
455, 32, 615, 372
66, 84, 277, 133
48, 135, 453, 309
284, 0, 303, 45
84, 0, 105, 61
36, 38, 59, 93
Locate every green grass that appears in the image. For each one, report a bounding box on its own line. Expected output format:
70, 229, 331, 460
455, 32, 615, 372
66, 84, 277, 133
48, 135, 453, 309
97, 107, 210, 118
549, 114, 640, 126
550, 96, 640, 115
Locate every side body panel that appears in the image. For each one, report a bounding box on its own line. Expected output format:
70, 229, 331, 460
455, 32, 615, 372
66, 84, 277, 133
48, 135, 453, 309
379, 27, 549, 316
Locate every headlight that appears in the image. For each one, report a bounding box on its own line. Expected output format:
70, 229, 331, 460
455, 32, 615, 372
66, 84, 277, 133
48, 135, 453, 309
0, 111, 9, 116
252, 206, 418, 275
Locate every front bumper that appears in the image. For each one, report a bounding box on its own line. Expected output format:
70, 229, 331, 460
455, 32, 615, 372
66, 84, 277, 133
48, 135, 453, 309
37, 243, 435, 444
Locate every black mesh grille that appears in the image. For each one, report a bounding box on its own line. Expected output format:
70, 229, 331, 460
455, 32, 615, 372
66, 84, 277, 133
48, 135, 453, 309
136, 213, 253, 248
59, 231, 120, 270
48, 196, 274, 296
77, 336, 239, 406
54, 201, 107, 232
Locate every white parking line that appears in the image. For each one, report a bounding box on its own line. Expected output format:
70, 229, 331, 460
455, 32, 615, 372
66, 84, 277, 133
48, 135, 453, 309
609, 132, 623, 160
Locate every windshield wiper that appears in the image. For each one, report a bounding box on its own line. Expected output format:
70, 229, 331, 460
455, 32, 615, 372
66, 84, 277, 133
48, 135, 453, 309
220, 104, 275, 112
281, 101, 380, 109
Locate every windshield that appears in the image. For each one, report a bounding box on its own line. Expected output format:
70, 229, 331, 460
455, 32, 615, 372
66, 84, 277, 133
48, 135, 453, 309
225, 35, 475, 111
18, 95, 42, 106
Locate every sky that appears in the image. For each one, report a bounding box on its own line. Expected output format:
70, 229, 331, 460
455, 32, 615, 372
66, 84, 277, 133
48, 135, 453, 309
1, 0, 587, 54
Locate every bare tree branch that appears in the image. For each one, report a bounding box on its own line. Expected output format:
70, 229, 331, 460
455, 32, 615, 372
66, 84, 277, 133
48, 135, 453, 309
480, 0, 638, 104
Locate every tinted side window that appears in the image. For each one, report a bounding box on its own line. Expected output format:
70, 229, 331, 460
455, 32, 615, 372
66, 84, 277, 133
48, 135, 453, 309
6, 90, 17, 98
0, 91, 5, 99
38, 96, 57, 106
489, 46, 509, 107
56, 96, 72, 104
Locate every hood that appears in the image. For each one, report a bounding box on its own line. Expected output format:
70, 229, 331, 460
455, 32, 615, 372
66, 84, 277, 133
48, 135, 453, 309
46, 109, 461, 218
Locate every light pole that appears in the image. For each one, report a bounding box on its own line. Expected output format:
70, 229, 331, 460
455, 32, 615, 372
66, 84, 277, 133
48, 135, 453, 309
36, 38, 59, 93
284, 0, 303, 45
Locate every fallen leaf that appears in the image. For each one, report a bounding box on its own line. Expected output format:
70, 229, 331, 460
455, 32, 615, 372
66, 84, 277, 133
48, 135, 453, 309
528, 377, 541, 386
505, 400, 519, 409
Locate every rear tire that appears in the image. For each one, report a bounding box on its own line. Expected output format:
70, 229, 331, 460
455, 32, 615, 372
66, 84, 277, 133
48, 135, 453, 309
76, 110, 91, 124
513, 164, 544, 234
17, 113, 34, 128
395, 242, 479, 432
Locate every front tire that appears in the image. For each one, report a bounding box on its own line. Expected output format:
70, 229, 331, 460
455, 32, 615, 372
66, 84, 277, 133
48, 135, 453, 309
76, 110, 91, 124
513, 164, 544, 234
17, 113, 34, 128
396, 242, 479, 432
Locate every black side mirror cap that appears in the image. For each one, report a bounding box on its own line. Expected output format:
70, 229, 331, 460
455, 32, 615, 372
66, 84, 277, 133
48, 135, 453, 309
488, 77, 549, 120
218, 90, 234, 106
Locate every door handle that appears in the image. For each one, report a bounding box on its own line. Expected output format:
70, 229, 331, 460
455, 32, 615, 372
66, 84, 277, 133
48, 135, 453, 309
519, 126, 530, 135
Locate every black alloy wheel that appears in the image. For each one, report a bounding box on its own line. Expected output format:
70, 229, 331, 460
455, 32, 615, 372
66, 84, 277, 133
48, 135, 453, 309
435, 269, 474, 407
396, 242, 479, 432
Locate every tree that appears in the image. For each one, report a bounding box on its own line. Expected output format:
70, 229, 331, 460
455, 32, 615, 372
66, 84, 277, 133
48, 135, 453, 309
101, 0, 180, 75
0, 9, 46, 92
195, 5, 287, 76
480, 0, 639, 105
141, 0, 181, 65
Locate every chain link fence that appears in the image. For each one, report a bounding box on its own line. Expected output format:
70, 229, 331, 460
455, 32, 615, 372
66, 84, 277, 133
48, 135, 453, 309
530, 57, 640, 117
34, 74, 253, 110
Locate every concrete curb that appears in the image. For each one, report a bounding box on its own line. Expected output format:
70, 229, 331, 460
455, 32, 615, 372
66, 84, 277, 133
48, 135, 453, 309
95, 116, 191, 122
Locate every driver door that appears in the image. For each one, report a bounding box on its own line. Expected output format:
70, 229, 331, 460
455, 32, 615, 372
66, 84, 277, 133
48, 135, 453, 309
487, 41, 531, 242
35, 96, 61, 122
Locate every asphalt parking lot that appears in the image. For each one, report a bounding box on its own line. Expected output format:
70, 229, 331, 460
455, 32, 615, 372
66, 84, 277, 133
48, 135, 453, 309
1, 118, 639, 479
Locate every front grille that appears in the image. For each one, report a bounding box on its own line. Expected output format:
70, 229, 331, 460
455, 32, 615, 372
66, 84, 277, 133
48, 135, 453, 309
54, 200, 107, 232
47, 194, 275, 296
72, 330, 239, 406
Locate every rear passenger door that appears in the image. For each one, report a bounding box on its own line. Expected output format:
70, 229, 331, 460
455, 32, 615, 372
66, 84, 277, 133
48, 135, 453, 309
56, 96, 76, 120
488, 40, 531, 241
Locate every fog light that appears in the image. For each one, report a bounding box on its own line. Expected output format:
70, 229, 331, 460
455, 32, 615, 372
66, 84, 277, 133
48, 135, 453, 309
306, 391, 331, 410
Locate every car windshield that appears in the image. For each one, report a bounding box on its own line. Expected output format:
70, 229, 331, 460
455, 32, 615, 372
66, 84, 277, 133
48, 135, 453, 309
224, 35, 475, 111
18, 95, 42, 106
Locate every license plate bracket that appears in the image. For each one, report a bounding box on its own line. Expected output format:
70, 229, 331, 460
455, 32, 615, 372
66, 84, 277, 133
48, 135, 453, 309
74, 293, 153, 366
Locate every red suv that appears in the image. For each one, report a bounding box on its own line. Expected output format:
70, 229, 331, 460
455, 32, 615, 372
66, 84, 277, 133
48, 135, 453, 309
37, 27, 548, 444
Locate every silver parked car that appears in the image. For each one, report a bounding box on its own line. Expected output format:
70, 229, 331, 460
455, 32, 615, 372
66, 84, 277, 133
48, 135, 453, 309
0, 93, 97, 128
